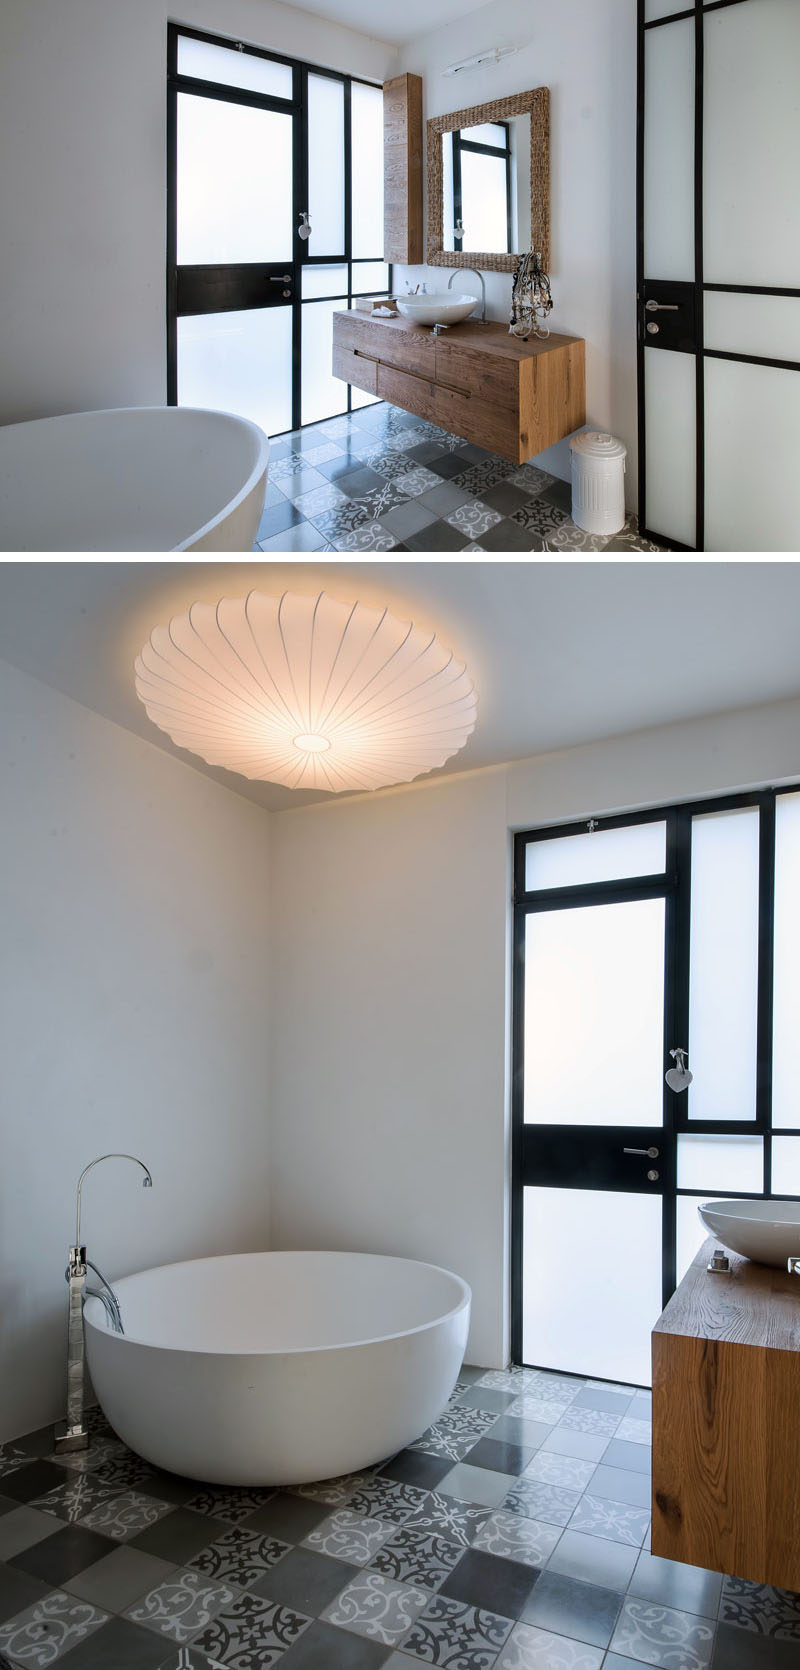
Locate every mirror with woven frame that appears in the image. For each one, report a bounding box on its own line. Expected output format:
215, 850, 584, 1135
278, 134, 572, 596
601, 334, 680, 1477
426, 88, 549, 273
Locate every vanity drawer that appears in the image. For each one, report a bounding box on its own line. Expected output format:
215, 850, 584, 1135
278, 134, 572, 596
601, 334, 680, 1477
435, 340, 518, 407
377, 361, 437, 422
435, 383, 520, 463
337, 313, 435, 379
332, 342, 377, 395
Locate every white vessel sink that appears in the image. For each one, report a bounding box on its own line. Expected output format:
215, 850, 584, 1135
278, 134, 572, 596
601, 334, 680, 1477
395, 292, 478, 327
698, 1198, 800, 1267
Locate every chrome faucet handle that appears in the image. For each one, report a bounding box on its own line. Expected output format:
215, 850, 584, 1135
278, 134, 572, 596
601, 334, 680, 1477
75, 1153, 153, 1250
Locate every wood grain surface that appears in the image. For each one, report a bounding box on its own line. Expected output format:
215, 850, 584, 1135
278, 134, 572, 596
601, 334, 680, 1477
383, 74, 423, 265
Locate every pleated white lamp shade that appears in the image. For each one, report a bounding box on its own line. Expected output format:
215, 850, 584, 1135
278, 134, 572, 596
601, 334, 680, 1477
134, 589, 478, 792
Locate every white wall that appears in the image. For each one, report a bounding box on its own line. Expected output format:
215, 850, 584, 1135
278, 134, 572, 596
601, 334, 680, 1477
270, 696, 800, 1368
0, 0, 396, 426
396, 0, 637, 490
0, 657, 272, 1442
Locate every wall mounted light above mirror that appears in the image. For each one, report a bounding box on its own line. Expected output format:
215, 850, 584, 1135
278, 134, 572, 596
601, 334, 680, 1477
427, 88, 549, 273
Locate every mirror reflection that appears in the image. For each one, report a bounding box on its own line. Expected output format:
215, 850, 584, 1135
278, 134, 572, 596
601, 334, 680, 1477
442, 115, 531, 255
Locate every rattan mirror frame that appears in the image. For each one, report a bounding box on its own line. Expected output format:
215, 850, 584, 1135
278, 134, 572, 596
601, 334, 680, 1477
426, 87, 550, 273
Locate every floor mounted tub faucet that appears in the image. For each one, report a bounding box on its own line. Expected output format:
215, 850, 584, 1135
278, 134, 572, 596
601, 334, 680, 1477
54, 1153, 152, 1453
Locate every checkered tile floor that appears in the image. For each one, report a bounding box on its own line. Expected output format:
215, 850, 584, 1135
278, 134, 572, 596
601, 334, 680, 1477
252, 406, 665, 554
1, 1367, 795, 1669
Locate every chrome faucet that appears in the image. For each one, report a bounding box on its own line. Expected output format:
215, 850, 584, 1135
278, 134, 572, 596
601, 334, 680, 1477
55, 1154, 152, 1453
448, 268, 486, 323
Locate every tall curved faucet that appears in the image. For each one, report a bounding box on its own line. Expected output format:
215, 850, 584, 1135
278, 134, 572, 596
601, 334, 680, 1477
55, 1153, 153, 1454
448, 268, 486, 323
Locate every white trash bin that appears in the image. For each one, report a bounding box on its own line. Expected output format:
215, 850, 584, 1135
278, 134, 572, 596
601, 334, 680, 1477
569, 431, 627, 536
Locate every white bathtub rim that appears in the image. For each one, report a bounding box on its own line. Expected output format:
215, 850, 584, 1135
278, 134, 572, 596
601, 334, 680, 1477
84, 1248, 472, 1357
1, 405, 269, 552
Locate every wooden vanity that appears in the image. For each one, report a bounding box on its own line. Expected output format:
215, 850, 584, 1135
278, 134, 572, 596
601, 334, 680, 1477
652, 1236, 800, 1589
332, 309, 585, 465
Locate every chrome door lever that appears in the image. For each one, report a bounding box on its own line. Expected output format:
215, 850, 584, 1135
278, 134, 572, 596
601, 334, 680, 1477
623, 1146, 660, 1158
645, 299, 679, 311
269, 274, 293, 283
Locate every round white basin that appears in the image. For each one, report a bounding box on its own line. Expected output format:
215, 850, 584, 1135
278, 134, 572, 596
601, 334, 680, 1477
698, 1198, 800, 1267
0, 406, 268, 552
395, 293, 478, 327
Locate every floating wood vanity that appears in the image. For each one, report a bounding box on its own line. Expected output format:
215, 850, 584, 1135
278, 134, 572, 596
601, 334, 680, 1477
652, 1236, 800, 1590
331, 310, 585, 465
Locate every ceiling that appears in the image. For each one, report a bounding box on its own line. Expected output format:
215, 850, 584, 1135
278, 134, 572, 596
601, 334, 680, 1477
0, 559, 799, 813
284, 0, 466, 46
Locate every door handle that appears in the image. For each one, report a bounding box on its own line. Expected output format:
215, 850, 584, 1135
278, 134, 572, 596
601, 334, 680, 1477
269, 274, 293, 284
623, 1146, 659, 1158
645, 299, 679, 312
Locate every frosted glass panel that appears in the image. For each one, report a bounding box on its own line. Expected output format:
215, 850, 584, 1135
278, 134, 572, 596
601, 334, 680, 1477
351, 262, 390, 295
688, 808, 759, 1122
644, 349, 696, 547
523, 1187, 661, 1384
772, 793, 800, 1128
704, 0, 800, 287
644, 19, 694, 281
677, 1136, 763, 1193
308, 75, 345, 256
525, 822, 666, 892
704, 293, 800, 365
465, 122, 507, 146
677, 1194, 727, 1284
524, 899, 665, 1127
705, 360, 800, 552
350, 383, 380, 410
301, 301, 348, 426
772, 1140, 800, 1196
302, 265, 348, 299
177, 37, 293, 99
177, 95, 292, 264
177, 308, 292, 438
460, 152, 509, 254
645, 0, 684, 18
351, 82, 384, 258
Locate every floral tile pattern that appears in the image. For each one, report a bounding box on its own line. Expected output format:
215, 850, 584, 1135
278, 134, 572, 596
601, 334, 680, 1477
90, 1453, 160, 1492
126, 1570, 237, 1643
0, 1589, 108, 1666
307, 498, 371, 538
444, 501, 504, 540
402, 1493, 492, 1549
34, 1475, 117, 1523
323, 1570, 429, 1645
187, 1525, 290, 1588
347, 1477, 429, 1525
453, 460, 518, 495
0, 1444, 34, 1479
325, 520, 399, 552
568, 1494, 650, 1547
502, 1479, 582, 1528
508, 1397, 576, 1426
291, 484, 349, 519
79, 1490, 173, 1540
496, 1622, 604, 1670
616, 1418, 653, 1445
559, 1407, 621, 1437
719, 1576, 800, 1639
292, 1471, 375, 1506
609, 1598, 715, 1670
183, 1488, 273, 1525
411, 1408, 499, 1464
524, 1453, 597, 1493
345, 479, 414, 521
303, 1509, 395, 1565
402, 1593, 514, 1668
191, 1591, 311, 1668
472, 1509, 560, 1568
369, 1528, 463, 1591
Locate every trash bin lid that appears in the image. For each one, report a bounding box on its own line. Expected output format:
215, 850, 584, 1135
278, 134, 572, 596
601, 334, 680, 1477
570, 430, 627, 459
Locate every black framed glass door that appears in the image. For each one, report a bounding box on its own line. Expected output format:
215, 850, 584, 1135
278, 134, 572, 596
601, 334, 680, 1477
512, 787, 800, 1387
636, 0, 800, 551
167, 25, 391, 437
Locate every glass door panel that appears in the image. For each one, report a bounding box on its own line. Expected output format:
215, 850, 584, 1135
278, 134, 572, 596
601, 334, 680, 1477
177, 308, 293, 438
524, 899, 665, 1128
772, 792, 800, 1128
307, 74, 345, 256
643, 349, 696, 550
177, 95, 293, 264
301, 300, 349, 426
643, 19, 694, 282
523, 1187, 662, 1385
351, 81, 384, 258
704, 359, 800, 552
687, 807, 759, 1120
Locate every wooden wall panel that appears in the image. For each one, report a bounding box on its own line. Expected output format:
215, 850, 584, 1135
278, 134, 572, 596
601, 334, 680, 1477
383, 73, 423, 266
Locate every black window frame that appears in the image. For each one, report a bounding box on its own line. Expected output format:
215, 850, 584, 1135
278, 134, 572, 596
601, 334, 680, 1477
451, 120, 513, 256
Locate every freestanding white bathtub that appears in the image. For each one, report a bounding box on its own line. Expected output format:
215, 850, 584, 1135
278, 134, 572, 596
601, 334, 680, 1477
84, 1251, 470, 1486
0, 406, 268, 552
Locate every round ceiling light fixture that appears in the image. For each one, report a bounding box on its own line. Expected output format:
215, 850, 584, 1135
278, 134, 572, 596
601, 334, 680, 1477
134, 589, 477, 793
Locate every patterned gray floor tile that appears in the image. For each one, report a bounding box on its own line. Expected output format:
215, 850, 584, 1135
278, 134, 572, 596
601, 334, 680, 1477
435, 1467, 511, 1510
126, 1570, 236, 1643
472, 1510, 560, 1568
507, 466, 555, 497
524, 1454, 597, 1493
496, 1621, 604, 1669
719, 1577, 800, 1640
0, 1588, 108, 1665
187, 1524, 290, 1588
183, 1490, 273, 1527
569, 1494, 650, 1547
323, 1570, 429, 1645
347, 1478, 429, 1526
291, 1472, 376, 1507
349, 479, 414, 521
90, 1454, 159, 1493
617, 1419, 653, 1446
609, 1597, 715, 1669
545, 520, 611, 552
629, 1553, 721, 1620
306, 497, 372, 538
503, 1479, 582, 1528
402, 1593, 514, 1666
508, 1397, 571, 1426
327, 519, 399, 551
510, 498, 569, 538
444, 501, 503, 540
63, 1545, 177, 1613
588, 1467, 650, 1511
453, 460, 518, 495
0, 1446, 34, 1480
34, 1475, 117, 1524
191, 1591, 311, 1666
410, 1409, 499, 1464
79, 1491, 174, 1541
291, 483, 349, 519
303, 1510, 395, 1565
369, 1528, 463, 1592
559, 1407, 621, 1437
401, 1493, 491, 1549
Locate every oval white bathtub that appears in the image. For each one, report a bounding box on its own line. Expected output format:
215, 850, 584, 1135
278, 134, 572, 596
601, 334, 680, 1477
84, 1251, 470, 1486
0, 406, 268, 552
